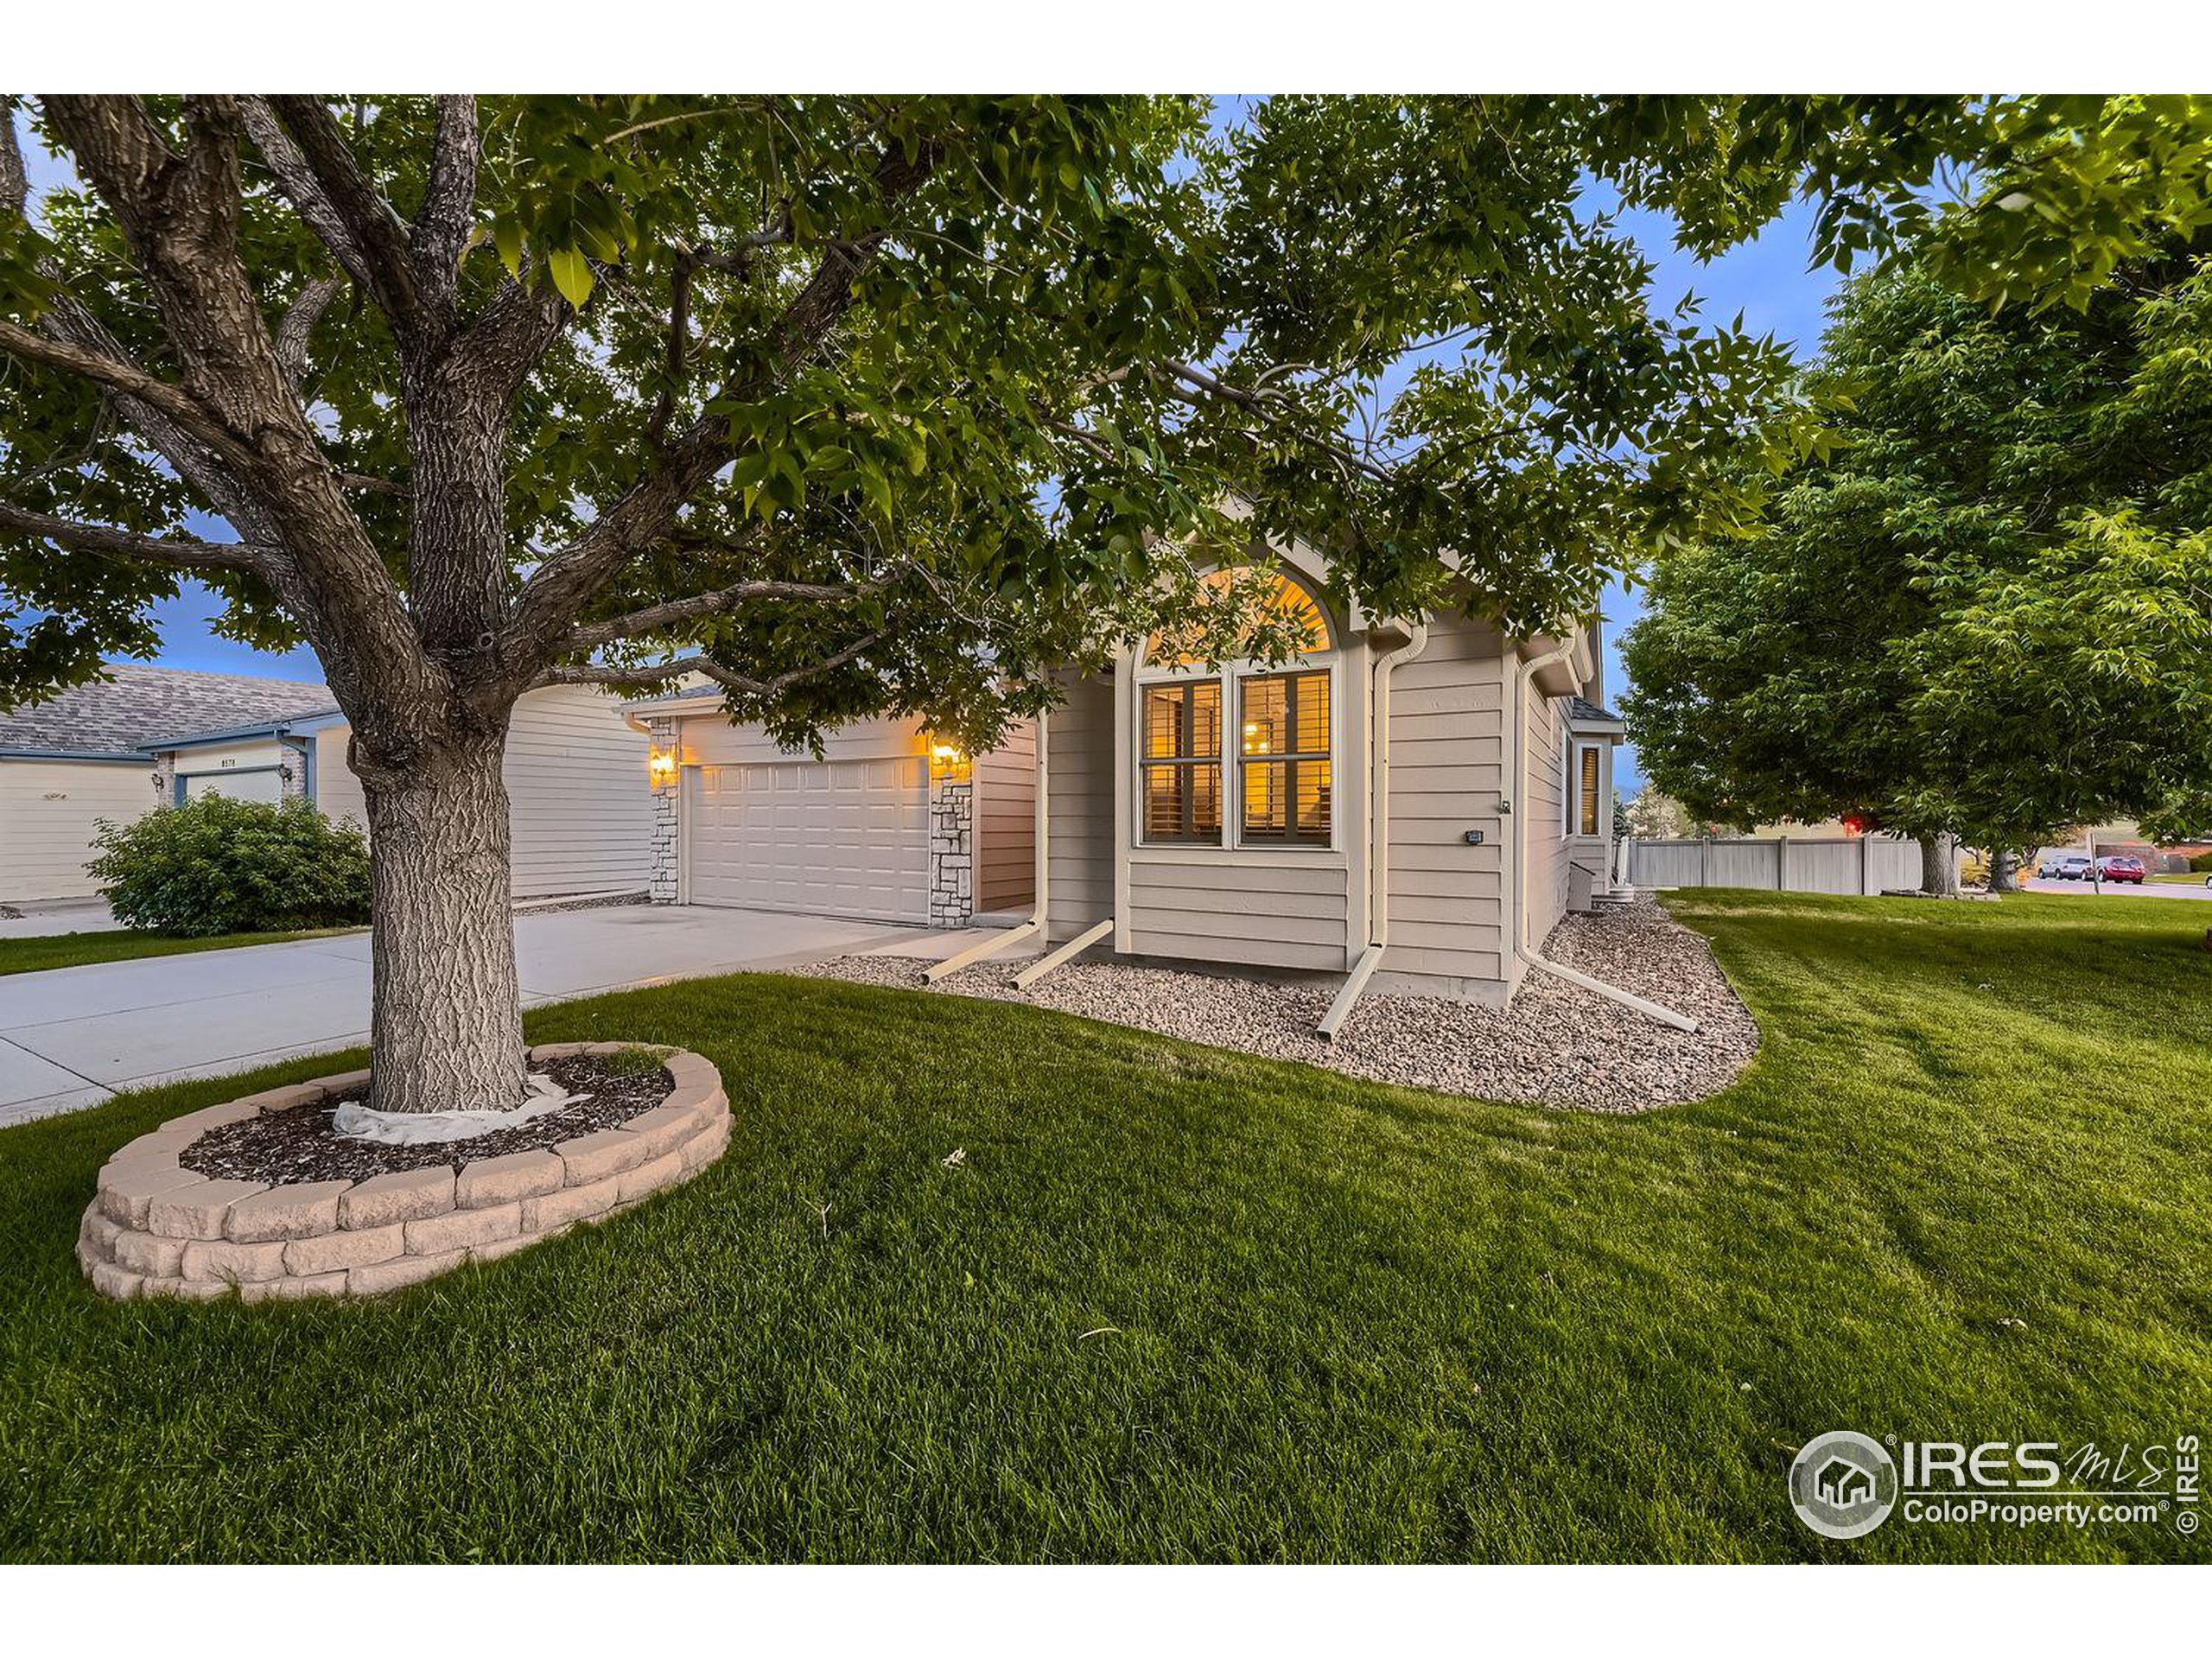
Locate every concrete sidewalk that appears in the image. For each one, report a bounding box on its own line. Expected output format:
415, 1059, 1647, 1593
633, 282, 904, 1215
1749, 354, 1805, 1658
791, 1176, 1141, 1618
0, 904, 912, 1127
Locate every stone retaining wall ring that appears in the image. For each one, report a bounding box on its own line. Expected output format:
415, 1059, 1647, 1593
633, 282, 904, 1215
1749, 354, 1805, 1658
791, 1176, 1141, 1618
79, 1044, 729, 1301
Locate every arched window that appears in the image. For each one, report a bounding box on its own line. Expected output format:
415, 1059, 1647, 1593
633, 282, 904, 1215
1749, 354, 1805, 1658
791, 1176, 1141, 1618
1138, 569, 1336, 849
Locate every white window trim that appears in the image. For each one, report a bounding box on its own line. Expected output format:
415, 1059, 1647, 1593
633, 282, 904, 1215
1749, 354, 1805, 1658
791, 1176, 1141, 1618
1569, 739, 1607, 840
1133, 652, 1342, 855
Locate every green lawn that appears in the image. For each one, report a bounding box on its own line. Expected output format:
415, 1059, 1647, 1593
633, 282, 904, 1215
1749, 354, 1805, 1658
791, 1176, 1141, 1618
0, 925, 361, 977
2148, 872, 2209, 886
2, 892, 2207, 1563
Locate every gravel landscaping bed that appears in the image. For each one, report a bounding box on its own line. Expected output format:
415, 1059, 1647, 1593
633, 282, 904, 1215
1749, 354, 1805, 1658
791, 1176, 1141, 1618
181, 1054, 675, 1185
806, 898, 1758, 1112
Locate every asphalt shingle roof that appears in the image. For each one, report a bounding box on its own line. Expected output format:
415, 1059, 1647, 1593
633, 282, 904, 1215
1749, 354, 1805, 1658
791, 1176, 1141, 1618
0, 663, 336, 759
1567, 696, 1623, 725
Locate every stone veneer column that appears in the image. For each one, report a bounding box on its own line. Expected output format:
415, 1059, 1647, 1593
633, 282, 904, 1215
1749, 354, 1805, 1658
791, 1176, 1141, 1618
929, 761, 974, 926
151, 753, 175, 806
647, 716, 680, 903
277, 737, 311, 804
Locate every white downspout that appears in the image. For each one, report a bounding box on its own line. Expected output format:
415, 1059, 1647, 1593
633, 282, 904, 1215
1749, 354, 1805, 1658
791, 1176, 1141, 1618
1316, 624, 1428, 1039
1505, 639, 1698, 1033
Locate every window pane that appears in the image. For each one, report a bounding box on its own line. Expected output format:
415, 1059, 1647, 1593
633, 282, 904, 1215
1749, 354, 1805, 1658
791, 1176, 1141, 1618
1579, 747, 1601, 836
1242, 759, 1331, 843
1241, 671, 1326, 758
1144, 682, 1220, 760
1147, 568, 1330, 664
1143, 761, 1222, 843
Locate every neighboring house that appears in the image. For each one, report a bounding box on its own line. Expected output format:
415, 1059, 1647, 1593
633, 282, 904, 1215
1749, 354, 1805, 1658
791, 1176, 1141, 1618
0, 664, 334, 901
623, 691, 1037, 925
631, 543, 1625, 1022
0, 664, 652, 903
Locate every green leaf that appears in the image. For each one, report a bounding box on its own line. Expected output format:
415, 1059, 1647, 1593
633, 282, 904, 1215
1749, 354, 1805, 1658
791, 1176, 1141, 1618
547, 246, 595, 309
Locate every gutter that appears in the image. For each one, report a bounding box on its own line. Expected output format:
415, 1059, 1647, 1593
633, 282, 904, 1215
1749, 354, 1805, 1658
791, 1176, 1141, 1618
1316, 623, 1429, 1039
1503, 636, 1698, 1033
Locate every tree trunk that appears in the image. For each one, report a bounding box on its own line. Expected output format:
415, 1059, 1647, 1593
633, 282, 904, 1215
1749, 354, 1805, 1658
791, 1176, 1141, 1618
362, 728, 527, 1114
1988, 848, 2019, 893
1919, 833, 1961, 899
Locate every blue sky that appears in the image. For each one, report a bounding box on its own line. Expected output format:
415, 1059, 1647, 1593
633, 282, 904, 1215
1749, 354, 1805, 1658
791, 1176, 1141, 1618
15, 104, 1847, 786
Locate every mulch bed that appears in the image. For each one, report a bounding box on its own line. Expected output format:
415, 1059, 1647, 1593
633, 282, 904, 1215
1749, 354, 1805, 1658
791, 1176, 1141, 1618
180, 1053, 674, 1185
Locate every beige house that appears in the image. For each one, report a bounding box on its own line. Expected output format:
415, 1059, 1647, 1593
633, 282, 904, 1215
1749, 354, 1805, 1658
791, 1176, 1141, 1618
632, 541, 1632, 1029
0, 665, 651, 902
1022, 552, 1624, 1024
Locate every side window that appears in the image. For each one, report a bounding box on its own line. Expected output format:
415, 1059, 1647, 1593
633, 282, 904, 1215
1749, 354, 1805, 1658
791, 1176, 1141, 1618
1141, 681, 1223, 844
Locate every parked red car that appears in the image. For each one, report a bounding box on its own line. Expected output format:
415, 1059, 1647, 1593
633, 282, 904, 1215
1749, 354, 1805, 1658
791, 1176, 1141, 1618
2095, 855, 2146, 884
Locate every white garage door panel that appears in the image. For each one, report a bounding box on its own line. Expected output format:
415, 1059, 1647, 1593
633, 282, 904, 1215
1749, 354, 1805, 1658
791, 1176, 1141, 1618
183, 769, 284, 804
685, 758, 928, 921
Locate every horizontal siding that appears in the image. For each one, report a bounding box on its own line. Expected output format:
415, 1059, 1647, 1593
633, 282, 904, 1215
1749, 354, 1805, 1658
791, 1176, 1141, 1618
310, 688, 651, 897
314, 727, 368, 830
975, 718, 1036, 913
1122, 927, 1347, 973
173, 738, 285, 776
504, 686, 652, 897
0, 759, 156, 899
1379, 614, 1510, 990
1128, 856, 1350, 969
1045, 675, 1114, 944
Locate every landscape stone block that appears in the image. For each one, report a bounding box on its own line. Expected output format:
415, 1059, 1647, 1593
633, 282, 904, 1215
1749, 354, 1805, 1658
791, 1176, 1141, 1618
226, 1180, 353, 1242
179, 1237, 289, 1284
522, 1174, 620, 1232
405, 1200, 520, 1255
347, 1249, 467, 1295
557, 1128, 651, 1185
283, 1223, 405, 1276
455, 1150, 564, 1208
617, 1149, 684, 1204
148, 1179, 270, 1241
113, 1230, 186, 1277
340, 1166, 455, 1229
99, 1166, 207, 1229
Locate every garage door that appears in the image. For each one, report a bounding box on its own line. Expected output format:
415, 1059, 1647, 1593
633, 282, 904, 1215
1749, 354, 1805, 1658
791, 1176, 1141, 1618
182, 768, 283, 804
683, 758, 929, 921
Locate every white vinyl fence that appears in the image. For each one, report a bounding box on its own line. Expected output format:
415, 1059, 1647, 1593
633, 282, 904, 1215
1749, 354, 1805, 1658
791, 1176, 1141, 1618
1623, 835, 1922, 895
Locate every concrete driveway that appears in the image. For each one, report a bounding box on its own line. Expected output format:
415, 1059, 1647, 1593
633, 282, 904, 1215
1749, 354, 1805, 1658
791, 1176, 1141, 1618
0, 904, 912, 1127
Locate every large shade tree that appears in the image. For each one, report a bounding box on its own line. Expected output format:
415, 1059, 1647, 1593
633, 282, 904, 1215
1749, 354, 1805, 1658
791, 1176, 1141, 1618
1622, 251, 2212, 892
0, 92, 2170, 1109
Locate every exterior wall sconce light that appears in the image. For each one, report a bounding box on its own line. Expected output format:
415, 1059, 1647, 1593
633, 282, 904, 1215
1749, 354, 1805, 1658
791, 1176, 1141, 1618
647, 747, 677, 783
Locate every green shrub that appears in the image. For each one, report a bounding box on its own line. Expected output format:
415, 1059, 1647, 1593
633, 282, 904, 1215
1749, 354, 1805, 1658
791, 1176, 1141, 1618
2190, 851, 2212, 873
89, 796, 371, 937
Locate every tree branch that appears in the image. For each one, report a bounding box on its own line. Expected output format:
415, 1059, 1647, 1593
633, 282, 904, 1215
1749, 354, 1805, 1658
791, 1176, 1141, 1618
563, 574, 885, 652
0, 318, 257, 469
272, 276, 346, 391
0, 499, 268, 571
0, 95, 28, 215
412, 95, 479, 311
260, 96, 425, 337
238, 97, 377, 298
495, 143, 941, 686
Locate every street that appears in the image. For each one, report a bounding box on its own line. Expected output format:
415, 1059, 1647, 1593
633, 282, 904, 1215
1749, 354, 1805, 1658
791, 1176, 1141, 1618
2018, 875, 2212, 901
